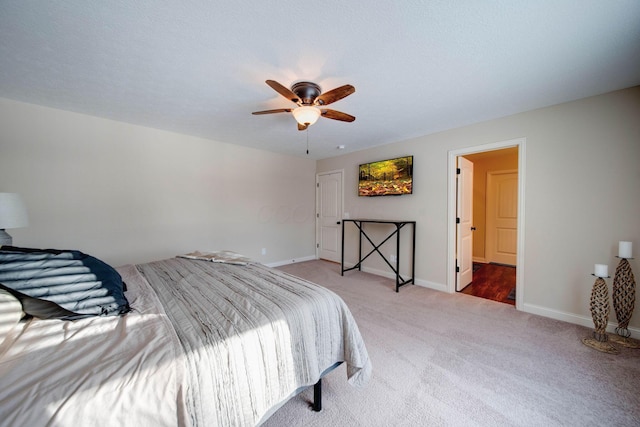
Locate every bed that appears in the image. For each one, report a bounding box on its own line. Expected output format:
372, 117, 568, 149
0, 247, 371, 426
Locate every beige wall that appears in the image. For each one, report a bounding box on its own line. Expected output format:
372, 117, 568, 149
464, 148, 518, 261
0, 98, 317, 266
318, 86, 640, 330
2, 87, 639, 331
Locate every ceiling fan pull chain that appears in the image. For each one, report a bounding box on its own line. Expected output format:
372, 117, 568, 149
306, 128, 309, 155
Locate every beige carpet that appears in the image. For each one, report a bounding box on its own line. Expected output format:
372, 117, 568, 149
263, 260, 640, 427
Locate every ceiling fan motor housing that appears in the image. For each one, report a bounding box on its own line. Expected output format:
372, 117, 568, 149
291, 81, 321, 105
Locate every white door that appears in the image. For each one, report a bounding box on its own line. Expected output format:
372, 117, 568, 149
456, 157, 474, 291
486, 171, 518, 266
317, 171, 343, 262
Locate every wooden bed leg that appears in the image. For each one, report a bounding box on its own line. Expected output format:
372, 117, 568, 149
312, 378, 322, 412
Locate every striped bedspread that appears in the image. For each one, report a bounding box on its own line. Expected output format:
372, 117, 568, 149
136, 258, 371, 426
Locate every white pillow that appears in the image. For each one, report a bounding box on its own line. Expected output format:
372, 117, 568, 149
0, 289, 23, 346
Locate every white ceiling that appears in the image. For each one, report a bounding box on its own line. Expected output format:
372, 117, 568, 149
1, 1, 639, 160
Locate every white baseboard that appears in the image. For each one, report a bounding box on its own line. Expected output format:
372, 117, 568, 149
522, 302, 640, 335
414, 279, 448, 292
356, 265, 448, 293
266, 255, 317, 268
358, 265, 399, 281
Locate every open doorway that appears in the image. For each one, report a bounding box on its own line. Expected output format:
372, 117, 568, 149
447, 138, 526, 310
457, 148, 518, 305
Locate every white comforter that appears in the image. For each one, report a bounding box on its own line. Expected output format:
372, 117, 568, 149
0, 260, 371, 426
0, 264, 186, 426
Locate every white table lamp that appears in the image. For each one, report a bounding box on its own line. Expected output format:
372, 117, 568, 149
0, 193, 29, 245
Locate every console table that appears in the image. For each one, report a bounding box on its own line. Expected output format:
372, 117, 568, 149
341, 219, 416, 292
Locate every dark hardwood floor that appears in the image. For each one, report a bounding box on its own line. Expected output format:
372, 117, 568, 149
460, 262, 516, 305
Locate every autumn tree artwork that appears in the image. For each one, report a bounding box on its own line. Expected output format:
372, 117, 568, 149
358, 156, 413, 196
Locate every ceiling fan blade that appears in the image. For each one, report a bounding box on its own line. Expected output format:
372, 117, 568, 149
314, 84, 355, 106
265, 80, 300, 104
251, 108, 292, 115
298, 123, 308, 131
321, 109, 356, 122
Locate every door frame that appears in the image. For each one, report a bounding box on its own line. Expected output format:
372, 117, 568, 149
315, 169, 344, 260
447, 138, 526, 310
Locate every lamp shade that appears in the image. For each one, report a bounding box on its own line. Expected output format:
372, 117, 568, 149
0, 193, 29, 229
292, 106, 321, 126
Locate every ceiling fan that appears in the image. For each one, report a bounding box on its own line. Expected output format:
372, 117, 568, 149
252, 80, 355, 130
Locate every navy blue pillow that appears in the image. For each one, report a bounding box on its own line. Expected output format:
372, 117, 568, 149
0, 246, 130, 320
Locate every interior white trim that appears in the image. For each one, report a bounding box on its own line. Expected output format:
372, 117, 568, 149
447, 138, 526, 310
523, 302, 640, 336
315, 169, 345, 261
266, 255, 317, 268
342, 263, 448, 293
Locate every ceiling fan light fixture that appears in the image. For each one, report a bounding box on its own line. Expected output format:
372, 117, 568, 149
292, 106, 321, 126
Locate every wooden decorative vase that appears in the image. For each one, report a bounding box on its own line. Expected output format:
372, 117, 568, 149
582, 276, 619, 354
610, 258, 639, 348
590, 277, 610, 342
